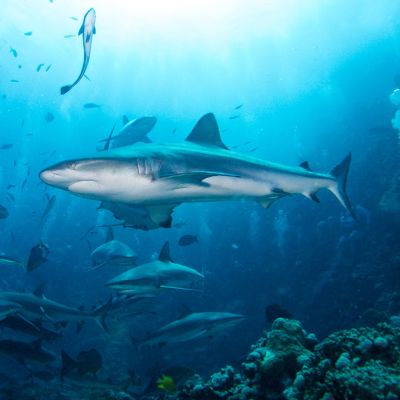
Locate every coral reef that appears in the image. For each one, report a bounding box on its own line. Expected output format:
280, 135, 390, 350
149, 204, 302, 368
175, 319, 400, 400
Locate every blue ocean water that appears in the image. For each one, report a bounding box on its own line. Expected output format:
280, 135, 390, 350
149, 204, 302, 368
1, 1, 400, 398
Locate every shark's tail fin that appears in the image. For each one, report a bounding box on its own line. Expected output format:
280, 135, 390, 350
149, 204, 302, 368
93, 298, 113, 333
60, 85, 72, 95
328, 153, 356, 220
61, 350, 77, 377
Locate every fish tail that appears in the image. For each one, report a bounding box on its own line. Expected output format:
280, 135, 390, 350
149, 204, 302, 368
60, 85, 72, 95
328, 153, 356, 220
93, 297, 112, 333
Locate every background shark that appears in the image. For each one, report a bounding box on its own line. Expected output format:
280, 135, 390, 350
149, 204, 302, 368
40, 113, 354, 229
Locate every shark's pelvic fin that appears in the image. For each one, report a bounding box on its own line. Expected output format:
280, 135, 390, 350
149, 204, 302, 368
185, 113, 229, 150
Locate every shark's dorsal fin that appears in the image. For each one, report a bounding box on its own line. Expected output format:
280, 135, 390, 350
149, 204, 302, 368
122, 115, 129, 125
299, 161, 312, 171
177, 304, 192, 319
186, 113, 229, 150
34, 283, 46, 298
158, 241, 172, 262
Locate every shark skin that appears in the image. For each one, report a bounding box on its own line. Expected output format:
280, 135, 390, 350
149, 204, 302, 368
0, 291, 111, 332
133, 312, 245, 348
40, 113, 355, 227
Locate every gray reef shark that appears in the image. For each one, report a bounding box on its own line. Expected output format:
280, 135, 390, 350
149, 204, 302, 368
98, 116, 157, 149
60, 8, 96, 95
0, 289, 111, 332
91, 239, 137, 270
106, 242, 204, 294
40, 113, 355, 229
132, 311, 245, 347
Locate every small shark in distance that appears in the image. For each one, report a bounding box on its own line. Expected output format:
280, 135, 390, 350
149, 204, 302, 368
0, 289, 111, 332
60, 8, 96, 95
106, 242, 204, 294
40, 113, 355, 229
132, 311, 245, 348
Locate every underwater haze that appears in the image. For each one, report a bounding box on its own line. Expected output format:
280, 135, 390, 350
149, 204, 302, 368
1, 1, 400, 399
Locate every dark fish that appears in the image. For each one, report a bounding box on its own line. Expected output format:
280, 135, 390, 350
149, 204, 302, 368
64, 34, 76, 38
229, 115, 240, 120
178, 234, 198, 247
0, 316, 62, 341
26, 241, 50, 272
45, 64, 52, 72
61, 348, 102, 377
249, 147, 258, 152
0, 338, 56, 364
21, 118, 25, 127
18, 64, 22, 69
0, 143, 13, 150
45, 112, 54, 122
60, 8, 96, 95
24, 31, 32, 36
10, 47, 17, 57
10, 79, 19, 83
70, 16, 78, 21
2, 94, 6, 99
265, 304, 293, 324
7, 184, 16, 189
41, 194, 56, 221
234, 104, 243, 110
36, 63, 45, 72
79, 225, 96, 240
83, 102, 101, 109
0, 204, 9, 219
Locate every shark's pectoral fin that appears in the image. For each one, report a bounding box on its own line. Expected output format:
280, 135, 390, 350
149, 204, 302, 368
40, 306, 53, 322
93, 26, 96, 34
159, 171, 239, 188
145, 204, 178, 228
100, 202, 179, 231
78, 24, 84, 35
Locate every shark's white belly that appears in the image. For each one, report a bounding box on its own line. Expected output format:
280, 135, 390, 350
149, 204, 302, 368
76, 174, 273, 204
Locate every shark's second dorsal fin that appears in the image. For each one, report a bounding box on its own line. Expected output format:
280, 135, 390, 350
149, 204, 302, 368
299, 161, 312, 171
186, 113, 229, 150
159, 241, 172, 263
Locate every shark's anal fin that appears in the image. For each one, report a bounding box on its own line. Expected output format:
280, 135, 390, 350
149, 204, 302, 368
185, 113, 229, 150
158, 242, 172, 263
